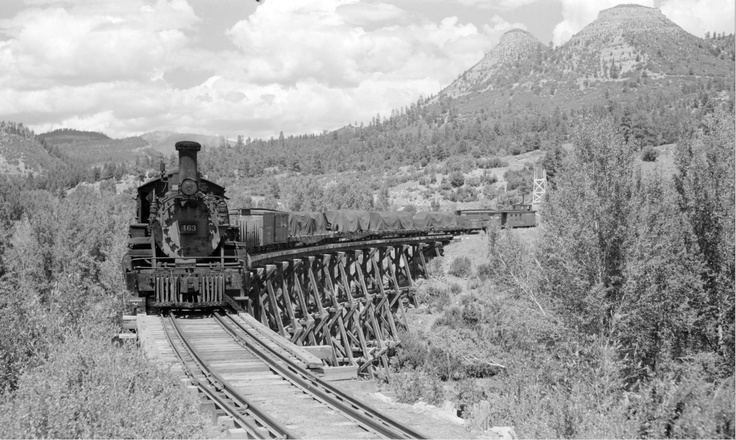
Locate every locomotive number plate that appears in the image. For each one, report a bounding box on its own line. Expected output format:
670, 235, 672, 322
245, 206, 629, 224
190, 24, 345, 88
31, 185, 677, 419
180, 223, 198, 234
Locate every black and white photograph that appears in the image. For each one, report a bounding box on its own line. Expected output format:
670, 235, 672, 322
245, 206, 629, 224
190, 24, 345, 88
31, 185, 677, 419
0, 0, 733, 438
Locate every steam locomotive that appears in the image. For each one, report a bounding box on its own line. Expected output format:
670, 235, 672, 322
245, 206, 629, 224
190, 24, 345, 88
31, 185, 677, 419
123, 141, 536, 312
123, 141, 245, 312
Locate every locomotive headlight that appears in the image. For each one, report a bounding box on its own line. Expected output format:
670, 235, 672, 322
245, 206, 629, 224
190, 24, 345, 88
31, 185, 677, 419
180, 178, 198, 196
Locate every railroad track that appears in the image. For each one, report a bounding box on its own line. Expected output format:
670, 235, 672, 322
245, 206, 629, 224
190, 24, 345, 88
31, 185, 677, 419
165, 313, 426, 439
162, 315, 295, 438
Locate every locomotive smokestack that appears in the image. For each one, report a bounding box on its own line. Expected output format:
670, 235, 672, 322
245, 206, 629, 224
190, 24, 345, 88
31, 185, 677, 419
175, 140, 201, 195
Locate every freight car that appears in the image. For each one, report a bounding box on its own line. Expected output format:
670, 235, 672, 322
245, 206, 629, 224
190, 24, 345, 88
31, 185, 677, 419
231, 208, 481, 254
455, 205, 537, 229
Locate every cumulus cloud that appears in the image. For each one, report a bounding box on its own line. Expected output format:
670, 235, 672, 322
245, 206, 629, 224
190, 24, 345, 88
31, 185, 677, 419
419, 0, 542, 10
208, 0, 511, 134
0, 0, 520, 138
660, 0, 734, 37
0, 0, 198, 88
551, 0, 654, 46
336, 2, 407, 26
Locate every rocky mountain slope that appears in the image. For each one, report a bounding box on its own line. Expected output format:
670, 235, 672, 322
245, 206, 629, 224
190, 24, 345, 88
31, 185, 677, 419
442, 29, 551, 98
559, 4, 731, 79
440, 4, 733, 112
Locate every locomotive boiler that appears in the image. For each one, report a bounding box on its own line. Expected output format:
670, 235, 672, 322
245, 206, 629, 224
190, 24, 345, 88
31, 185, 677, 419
124, 141, 244, 312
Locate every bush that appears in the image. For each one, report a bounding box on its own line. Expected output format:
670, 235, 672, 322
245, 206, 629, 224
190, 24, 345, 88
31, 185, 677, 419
465, 176, 481, 187
461, 301, 483, 325
481, 172, 498, 185
0, 328, 208, 438
478, 156, 508, 169
393, 330, 429, 370
503, 167, 532, 192
477, 263, 493, 281
449, 282, 462, 295
449, 171, 465, 188
448, 256, 472, 278
427, 256, 444, 277
454, 186, 477, 202
641, 146, 658, 161
391, 371, 445, 405
415, 282, 452, 311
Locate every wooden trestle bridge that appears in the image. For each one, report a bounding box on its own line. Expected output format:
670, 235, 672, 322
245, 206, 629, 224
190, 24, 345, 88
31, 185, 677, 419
241, 235, 452, 375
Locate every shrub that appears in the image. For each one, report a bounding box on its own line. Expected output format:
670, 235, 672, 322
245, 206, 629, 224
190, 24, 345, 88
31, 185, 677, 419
434, 305, 464, 329
449, 171, 465, 188
427, 256, 444, 277
0, 328, 208, 438
503, 168, 532, 192
481, 172, 498, 185
641, 146, 658, 161
461, 301, 483, 325
477, 263, 493, 281
415, 282, 452, 311
448, 256, 472, 278
393, 330, 429, 370
430, 285, 452, 311
465, 176, 481, 187
391, 371, 445, 405
485, 156, 509, 169
454, 186, 477, 202
449, 282, 462, 295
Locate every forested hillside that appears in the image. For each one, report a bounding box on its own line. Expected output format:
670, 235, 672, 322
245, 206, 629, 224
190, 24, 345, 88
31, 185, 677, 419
387, 108, 734, 438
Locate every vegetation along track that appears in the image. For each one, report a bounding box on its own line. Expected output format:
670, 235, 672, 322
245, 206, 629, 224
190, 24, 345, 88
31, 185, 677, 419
165, 313, 426, 439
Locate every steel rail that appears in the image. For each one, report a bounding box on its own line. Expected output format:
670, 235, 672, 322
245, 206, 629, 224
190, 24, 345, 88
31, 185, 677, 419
163, 315, 297, 439
214, 312, 427, 440
160, 315, 268, 438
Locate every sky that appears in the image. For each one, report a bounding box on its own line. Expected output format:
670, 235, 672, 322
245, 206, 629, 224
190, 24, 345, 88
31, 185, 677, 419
0, 0, 732, 140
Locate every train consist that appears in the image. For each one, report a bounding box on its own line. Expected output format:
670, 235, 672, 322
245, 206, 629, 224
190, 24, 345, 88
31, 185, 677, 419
123, 141, 536, 312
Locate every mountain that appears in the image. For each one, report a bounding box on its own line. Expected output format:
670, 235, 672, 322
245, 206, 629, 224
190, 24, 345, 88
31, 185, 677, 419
0, 122, 64, 176
559, 4, 732, 78
442, 29, 551, 98
439, 4, 734, 114
37, 129, 160, 166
